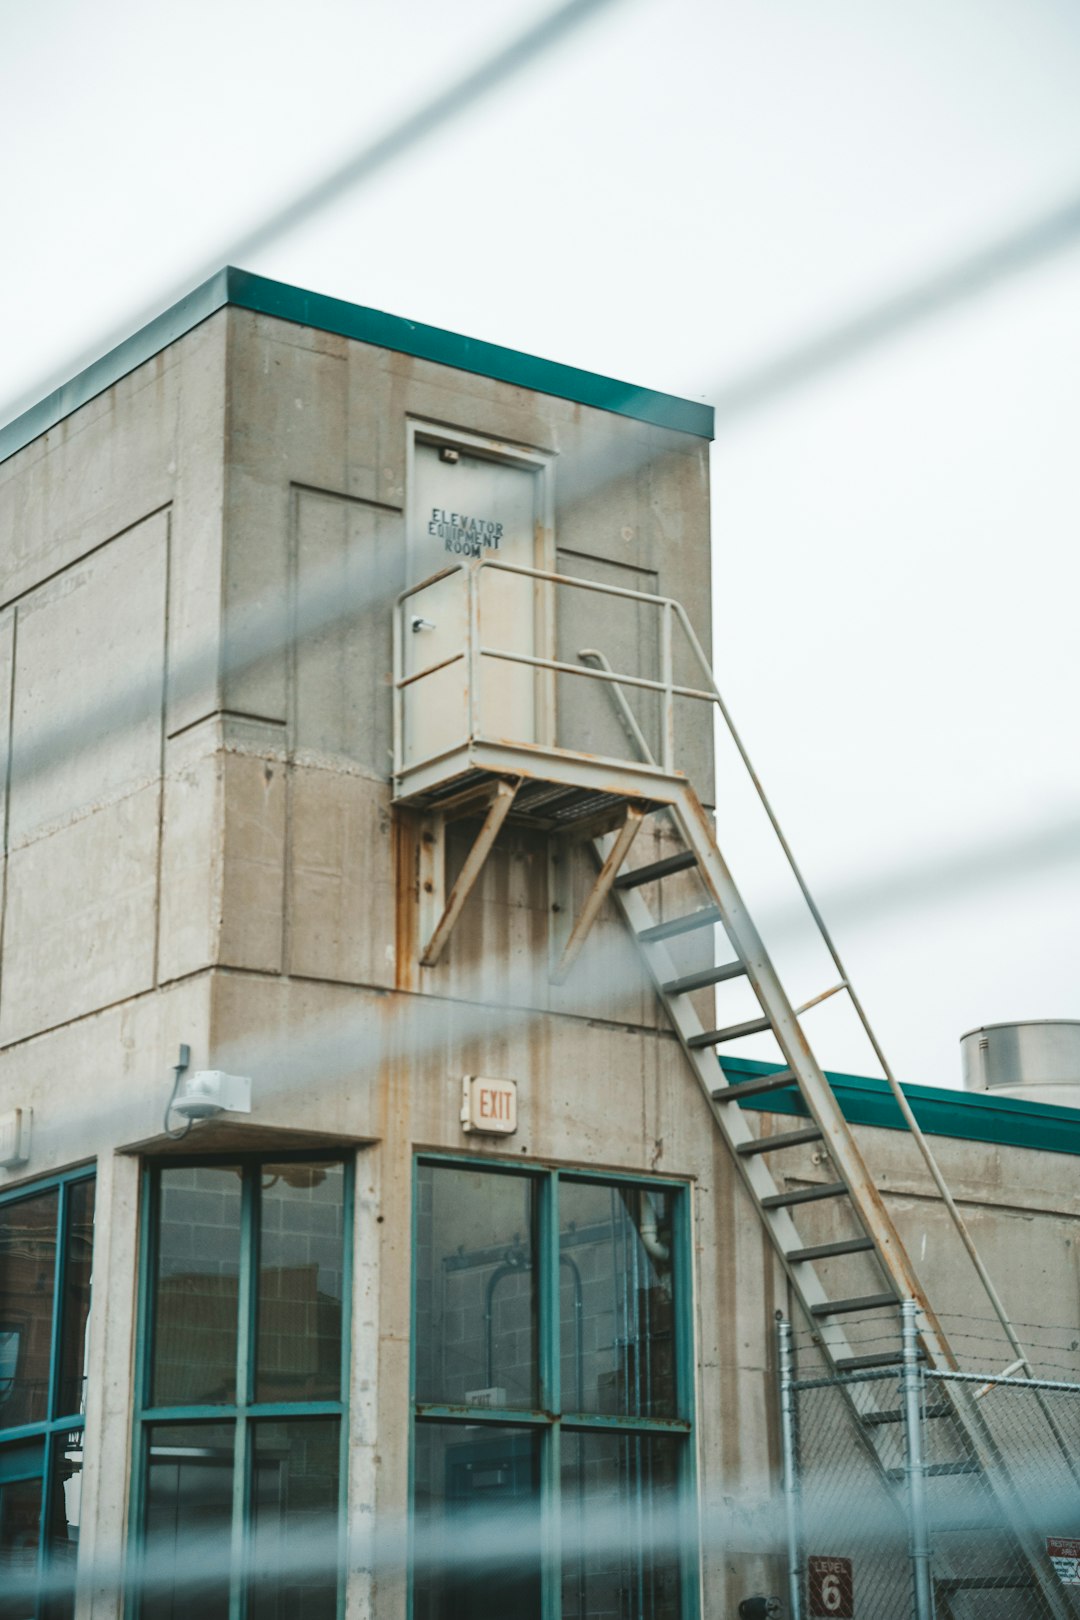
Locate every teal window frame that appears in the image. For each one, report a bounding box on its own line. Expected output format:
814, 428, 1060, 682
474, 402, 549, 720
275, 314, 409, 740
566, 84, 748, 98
410, 1154, 700, 1620
0, 1164, 96, 1615
129, 1150, 354, 1619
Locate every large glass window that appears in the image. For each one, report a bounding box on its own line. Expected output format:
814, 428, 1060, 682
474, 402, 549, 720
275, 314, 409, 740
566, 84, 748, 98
413, 1161, 695, 1620
133, 1157, 350, 1620
0, 1170, 96, 1620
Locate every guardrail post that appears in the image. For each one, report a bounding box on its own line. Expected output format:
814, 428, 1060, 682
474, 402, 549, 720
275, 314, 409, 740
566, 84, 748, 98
467, 563, 479, 739
661, 601, 675, 771
777, 1316, 804, 1620
901, 1301, 935, 1620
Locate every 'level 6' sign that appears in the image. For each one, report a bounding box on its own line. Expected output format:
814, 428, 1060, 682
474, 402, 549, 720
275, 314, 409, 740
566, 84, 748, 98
808, 1555, 854, 1618
461, 1075, 518, 1135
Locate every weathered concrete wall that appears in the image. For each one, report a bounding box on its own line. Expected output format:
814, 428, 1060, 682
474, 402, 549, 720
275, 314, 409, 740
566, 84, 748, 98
4, 300, 1076, 1620
0, 312, 228, 1076
0, 305, 747, 1619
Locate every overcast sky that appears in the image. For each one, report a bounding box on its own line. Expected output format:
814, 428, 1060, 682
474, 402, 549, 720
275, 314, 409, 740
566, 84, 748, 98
3, 0, 1078, 1086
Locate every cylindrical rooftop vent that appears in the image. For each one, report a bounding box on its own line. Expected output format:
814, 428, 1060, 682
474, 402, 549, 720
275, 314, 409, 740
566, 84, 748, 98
961, 1020, 1080, 1108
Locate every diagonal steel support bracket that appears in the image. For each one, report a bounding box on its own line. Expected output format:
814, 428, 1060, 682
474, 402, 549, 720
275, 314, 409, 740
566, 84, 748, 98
549, 805, 644, 985
419, 778, 519, 967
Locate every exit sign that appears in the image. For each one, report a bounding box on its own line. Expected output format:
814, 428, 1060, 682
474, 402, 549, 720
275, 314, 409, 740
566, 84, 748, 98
461, 1076, 518, 1135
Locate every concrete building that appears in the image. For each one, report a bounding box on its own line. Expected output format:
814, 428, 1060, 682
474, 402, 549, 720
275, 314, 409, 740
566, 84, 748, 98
0, 270, 1077, 1620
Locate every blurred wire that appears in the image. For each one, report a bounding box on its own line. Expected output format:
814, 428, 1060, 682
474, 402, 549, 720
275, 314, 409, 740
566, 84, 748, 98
0, 0, 630, 428
712, 187, 1080, 423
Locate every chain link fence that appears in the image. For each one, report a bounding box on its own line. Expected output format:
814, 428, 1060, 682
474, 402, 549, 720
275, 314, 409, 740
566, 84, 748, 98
780, 1314, 1080, 1620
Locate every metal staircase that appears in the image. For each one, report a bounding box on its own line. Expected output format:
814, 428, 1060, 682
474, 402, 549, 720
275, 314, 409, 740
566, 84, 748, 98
393, 556, 1076, 1618
593, 784, 1076, 1620
596, 779, 940, 1368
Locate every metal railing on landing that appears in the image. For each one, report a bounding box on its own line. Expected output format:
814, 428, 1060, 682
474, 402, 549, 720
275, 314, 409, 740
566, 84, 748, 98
393, 558, 718, 782
393, 558, 1030, 1378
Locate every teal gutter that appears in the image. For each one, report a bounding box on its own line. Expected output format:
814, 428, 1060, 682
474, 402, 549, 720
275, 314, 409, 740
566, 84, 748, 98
720, 1055, 1080, 1157
0, 267, 714, 466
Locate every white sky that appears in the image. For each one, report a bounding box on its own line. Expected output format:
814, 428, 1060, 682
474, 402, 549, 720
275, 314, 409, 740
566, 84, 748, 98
3, 0, 1078, 1086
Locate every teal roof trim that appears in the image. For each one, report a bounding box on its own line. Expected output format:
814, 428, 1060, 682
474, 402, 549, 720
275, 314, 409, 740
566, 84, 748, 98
719, 1055, 1080, 1157
0, 267, 714, 465
0, 270, 232, 466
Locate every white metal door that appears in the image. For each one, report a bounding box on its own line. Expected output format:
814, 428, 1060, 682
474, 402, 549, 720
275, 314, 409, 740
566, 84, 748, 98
406, 441, 544, 766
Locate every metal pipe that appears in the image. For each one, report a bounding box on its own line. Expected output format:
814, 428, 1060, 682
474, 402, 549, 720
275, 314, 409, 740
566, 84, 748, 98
578, 649, 656, 765
467, 565, 480, 741
475, 556, 684, 607
777, 1317, 803, 1620
477, 645, 714, 703
661, 601, 675, 772
396, 651, 466, 690
558, 1253, 585, 1410
391, 593, 402, 784
901, 1301, 935, 1620
792, 982, 848, 1017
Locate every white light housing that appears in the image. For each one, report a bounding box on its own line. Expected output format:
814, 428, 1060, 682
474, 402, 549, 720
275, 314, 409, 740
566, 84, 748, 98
172, 1070, 252, 1121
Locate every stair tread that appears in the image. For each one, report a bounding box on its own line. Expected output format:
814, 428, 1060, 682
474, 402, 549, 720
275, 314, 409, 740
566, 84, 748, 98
712, 1069, 797, 1102
664, 960, 748, 995
615, 850, 697, 889
810, 1292, 898, 1318
638, 906, 722, 942
689, 1015, 772, 1049
885, 1461, 982, 1481
761, 1180, 849, 1210
835, 1351, 914, 1371
862, 1404, 952, 1426
787, 1235, 876, 1263
737, 1126, 823, 1157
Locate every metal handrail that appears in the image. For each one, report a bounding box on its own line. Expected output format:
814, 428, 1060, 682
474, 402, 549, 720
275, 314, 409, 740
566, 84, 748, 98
577, 649, 657, 766
393, 558, 1032, 1376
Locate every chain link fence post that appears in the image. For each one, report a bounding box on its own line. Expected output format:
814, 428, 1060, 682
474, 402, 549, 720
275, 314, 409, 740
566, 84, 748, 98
778, 1316, 804, 1620
901, 1301, 935, 1620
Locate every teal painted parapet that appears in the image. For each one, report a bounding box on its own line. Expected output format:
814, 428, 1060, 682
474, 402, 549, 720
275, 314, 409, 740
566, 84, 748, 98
720, 1055, 1080, 1157
0, 267, 714, 465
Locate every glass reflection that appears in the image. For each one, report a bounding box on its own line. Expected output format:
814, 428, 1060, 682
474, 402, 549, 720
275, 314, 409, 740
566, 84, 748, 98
413, 1422, 540, 1620
256, 1164, 344, 1404
143, 1423, 234, 1620
561, 1431, 682, 1620
42, 1434, 83, 1620
152, 1168, 242, 1406
249, 1419, 340, 1620
558, 1182, 676, 1417
58, 1181, 95, 1419
0, 1190, 58, 1428
414, 1166, 537, 1409
0, 1470, 42, 1620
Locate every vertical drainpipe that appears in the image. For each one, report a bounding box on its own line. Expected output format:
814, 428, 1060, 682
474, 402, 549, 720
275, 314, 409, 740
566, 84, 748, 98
901, 1300, 935, 1620
777, 1317, 803, 1620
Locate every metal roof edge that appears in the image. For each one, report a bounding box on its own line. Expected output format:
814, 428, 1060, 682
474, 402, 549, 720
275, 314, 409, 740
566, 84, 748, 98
0, 267, 714, 466
719, 1055, 1080, 1158
0, 270, 232, 466
226, 269, 714, 438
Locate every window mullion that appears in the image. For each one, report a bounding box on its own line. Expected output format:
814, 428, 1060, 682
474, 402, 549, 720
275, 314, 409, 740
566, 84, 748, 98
541, 1419, 561, 1620
538, 1171, 560, 1415
539, 1172, 561, 1620
33, 1426, 54, 1620
230, 1167, 258, 1620
228, 1419, 250, 1620
47, 1180, 69, 1424
239, 1164, 259, 1407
